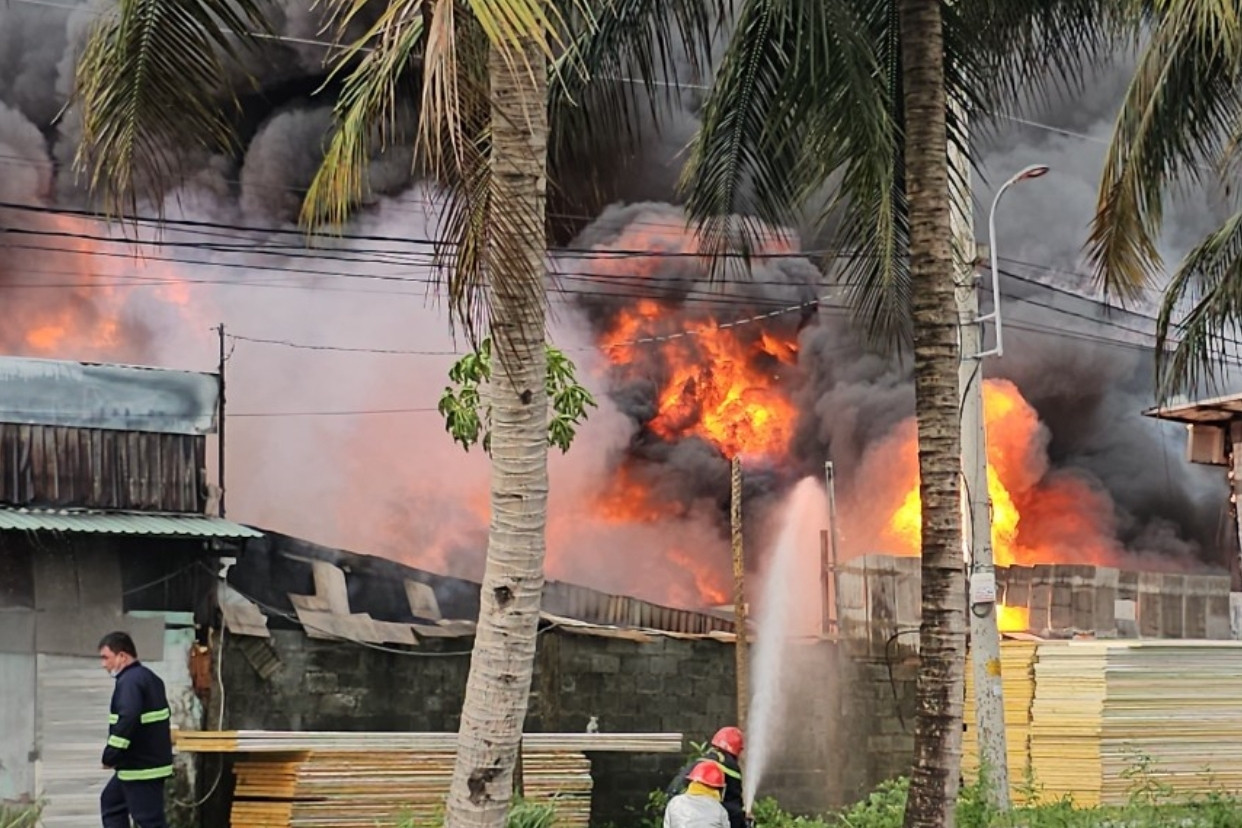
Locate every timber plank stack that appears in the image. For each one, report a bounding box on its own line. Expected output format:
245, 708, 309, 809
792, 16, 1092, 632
1028, 641, 1242, 806
175, 731, 681, 828
962, 638, 1042, 801
229, 750, 591, 827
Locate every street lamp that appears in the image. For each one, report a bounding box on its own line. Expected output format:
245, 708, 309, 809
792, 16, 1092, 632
979, 164, 1050, 358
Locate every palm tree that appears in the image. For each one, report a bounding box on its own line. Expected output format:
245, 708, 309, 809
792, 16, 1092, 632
1087, 0, 1242, 398
679, 1, 1122, 824
71, 1, 721, 826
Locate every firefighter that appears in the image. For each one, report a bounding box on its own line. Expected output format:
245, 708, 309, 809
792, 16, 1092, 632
664, 760, 729, 828
669, 726, 746, 828
98, 631, 174, 828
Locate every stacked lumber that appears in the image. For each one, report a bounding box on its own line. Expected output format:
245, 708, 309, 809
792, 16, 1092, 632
228, 750, 592, 828
175, 730, 683, 754
962, 638, 1041, 801
1029, 640, 1242, 806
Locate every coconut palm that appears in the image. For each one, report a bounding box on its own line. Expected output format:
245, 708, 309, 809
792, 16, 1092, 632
71, 1, 722, 826
679, 1, 1123, 824
1087, 0, 1242, 398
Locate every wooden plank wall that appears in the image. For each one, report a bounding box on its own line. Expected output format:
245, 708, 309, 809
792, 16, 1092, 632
0, 424, 205, 512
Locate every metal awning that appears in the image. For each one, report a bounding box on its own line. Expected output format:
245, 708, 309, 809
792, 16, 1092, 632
1143, 391, 1242, 425
0, 508, 263, 538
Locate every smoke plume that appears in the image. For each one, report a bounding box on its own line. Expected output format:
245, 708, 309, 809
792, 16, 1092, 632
0, 4, 1234, 605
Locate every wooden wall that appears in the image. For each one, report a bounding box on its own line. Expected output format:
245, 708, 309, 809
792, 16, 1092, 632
0, 423, 205, 512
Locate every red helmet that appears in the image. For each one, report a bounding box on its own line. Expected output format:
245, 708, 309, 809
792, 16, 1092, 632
711, 726, 744, 756
687, 760, 725, 789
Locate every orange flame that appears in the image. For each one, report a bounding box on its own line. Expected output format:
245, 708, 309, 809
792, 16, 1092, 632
602, 304, 799, 460
6, 213, 194, 360
883, 378, 1126, 566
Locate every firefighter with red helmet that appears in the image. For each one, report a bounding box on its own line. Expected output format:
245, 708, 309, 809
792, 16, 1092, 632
664, 760, 729, 828
668, 727, 747, 828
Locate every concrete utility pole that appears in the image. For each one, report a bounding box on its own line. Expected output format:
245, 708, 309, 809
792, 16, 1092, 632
959, 156, 1049, 807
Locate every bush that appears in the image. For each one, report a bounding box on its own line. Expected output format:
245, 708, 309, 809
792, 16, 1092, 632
638, 772, 1242, 828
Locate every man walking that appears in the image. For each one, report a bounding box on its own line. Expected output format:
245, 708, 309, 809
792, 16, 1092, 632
99, 631, 173, 828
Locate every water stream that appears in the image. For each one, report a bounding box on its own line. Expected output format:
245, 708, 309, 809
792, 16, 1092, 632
742, 477, 829, 811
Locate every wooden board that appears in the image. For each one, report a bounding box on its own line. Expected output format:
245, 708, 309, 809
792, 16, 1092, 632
176, 730, 683, 754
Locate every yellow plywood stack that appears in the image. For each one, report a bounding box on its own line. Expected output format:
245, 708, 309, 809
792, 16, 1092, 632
1028, 641, 1110, 805
227, 750, 592, 828
962, 639, 1041, 801
1029, 640, 1242, 806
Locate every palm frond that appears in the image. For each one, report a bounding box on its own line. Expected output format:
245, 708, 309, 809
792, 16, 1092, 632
812, 0, 909, 348
1087, 0, 1242, 301
681, 0, 893, 258
1156, 210, 1242, 399
301, 0, 426, 229
427, 10, 497, 340
952, 0, 1134, 120
72, 0, 271, 217
548, 0, 729, 178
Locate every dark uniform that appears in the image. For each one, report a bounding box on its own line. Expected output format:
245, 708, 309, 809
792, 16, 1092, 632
101, 661, 173, 828
668, 747, 745, 828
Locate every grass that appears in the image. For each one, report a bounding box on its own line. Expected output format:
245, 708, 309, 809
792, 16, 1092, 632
397, 797, 557, 828
0, 800, 42, 828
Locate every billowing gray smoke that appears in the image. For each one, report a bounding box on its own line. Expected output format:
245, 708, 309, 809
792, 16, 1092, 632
0, 0, 1231, 592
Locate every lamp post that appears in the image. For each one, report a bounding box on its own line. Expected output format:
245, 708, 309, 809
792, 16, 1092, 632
978, 164, 1049, 358
960, 162, 1049, 808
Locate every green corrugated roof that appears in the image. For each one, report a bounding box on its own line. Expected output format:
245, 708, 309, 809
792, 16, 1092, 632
0, 508, 263, 538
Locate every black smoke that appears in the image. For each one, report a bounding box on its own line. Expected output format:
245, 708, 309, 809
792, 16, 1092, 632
0, 1, 1232, 576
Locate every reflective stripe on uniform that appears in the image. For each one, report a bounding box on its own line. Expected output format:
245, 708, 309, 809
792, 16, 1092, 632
117, 765, 173, 782
107, 735, 131, 749
139, 708, 170, 724
108, 714, 119, 725
715, 761, 741, 780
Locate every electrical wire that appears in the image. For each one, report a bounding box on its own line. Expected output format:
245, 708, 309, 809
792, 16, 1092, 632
170, 626, 226, 809
0, 201, 838, 261
226, 334, 459, 356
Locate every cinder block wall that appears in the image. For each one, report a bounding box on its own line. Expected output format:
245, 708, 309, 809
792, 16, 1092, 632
837, 555, 1233, 651
216, 629, 915, 825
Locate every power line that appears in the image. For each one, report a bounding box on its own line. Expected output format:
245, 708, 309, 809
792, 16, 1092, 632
0, 201, 837, 260
230, 407, 440, 418
228, 334, 460, 356
7, 0, 352, 51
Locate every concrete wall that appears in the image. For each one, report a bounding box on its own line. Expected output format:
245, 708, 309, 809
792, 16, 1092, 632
837, 555, 1234, 655
218, 629, 919, 825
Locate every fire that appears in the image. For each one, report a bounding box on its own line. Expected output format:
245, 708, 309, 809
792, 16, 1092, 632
997, 603, 1030, 633
602, 304, 799, 460
881, 378, 1126, 567
2, 212, 194, 361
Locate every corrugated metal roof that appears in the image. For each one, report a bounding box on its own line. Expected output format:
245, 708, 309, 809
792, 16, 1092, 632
0, 508, 263, 538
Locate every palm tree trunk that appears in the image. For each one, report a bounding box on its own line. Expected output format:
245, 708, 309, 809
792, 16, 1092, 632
444, 35, 550, 828
897, 1, 967, 827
